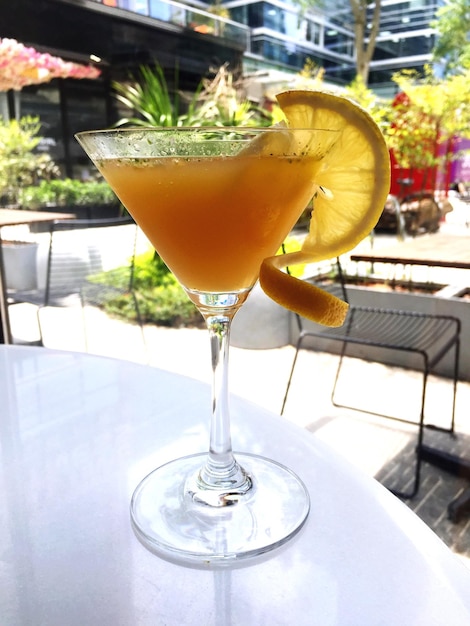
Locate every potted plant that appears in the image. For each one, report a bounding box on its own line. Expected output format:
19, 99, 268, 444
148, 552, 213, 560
18, 178, 123, 219
2, 239, 39, 291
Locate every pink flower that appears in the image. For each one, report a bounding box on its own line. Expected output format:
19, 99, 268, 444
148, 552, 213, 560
0, 38, 101, 91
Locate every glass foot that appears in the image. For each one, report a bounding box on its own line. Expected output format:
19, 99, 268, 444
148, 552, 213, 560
130, 452, 310, 567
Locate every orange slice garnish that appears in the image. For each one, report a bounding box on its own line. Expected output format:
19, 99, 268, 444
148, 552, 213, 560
259, 90, 391, 327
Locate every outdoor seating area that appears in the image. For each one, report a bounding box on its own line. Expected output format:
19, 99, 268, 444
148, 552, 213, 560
3, 1, 470, 619
5, 300, 469, 566
282, 258, 461, 500
0, 210, 147, 349
1, 207, 469, 569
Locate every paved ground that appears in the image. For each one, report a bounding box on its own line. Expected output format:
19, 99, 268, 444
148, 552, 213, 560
7, 200, 470, 568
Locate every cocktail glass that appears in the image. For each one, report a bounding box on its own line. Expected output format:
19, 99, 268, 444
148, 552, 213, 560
76, 126, 338, 566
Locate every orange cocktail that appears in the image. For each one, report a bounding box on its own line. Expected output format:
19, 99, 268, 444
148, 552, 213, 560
76, 126, 323, 566
97, 154, 315, 292
76, 96, 390, 565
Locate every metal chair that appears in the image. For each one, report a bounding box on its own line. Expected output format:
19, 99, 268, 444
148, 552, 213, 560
281, 258, 461, 499
7, 216, 145, 350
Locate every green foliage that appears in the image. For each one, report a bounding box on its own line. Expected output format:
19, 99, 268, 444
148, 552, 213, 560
18, 178, 120, 208
387, 99, 437, 173
112, 64, 202, 127
280, 236, 305, 278
292, 0, 326, 17
189, 64, 270, 126
343, 75, 390, 131
113, 63, 272, 128
132, 248, 173, 288
0, 116, 60, 205
386, 68, 470, 179
432, 0, 470, 75
132, 250, 202, 326
94, 248, 202, 327
207, 0, 231, 20
135, 283, 202, 327
396, 68, 470, 140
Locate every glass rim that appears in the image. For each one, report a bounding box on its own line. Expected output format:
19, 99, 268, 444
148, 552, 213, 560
75, 125, 339, 139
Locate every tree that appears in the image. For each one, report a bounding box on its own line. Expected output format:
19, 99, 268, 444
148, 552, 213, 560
292, 1, 382, 84
349, 0, 382, 84
386, 67, 470, 191
432, 0, 470, 76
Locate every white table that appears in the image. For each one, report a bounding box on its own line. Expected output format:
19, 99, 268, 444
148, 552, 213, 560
1, 345, 470, 625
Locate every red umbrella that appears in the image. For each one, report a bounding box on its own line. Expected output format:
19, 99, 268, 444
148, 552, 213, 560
0, 37, 100, 91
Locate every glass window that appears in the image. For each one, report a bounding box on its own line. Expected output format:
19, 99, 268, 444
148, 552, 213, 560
305, 20, 321, 46
375, 33, 435, 59
19, 79, 108, 179
18, 83, 64, 172
324, 29, 353, 56
283, 10, 300, 39
263, 4, 285, 32
118, 0, 149, 13
149, 0, 186, 25
64, 81, 108, 179
230, 5, 249, 25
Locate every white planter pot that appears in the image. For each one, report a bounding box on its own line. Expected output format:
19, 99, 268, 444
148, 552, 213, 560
2, 241, 39, 291
231, 283, 291, 349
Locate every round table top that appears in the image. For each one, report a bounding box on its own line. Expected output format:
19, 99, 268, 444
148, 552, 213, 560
1, 345, 470, 625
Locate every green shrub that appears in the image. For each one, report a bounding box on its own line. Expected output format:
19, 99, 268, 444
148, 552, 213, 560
132, 249, 201, 326
91, 248, 202, 327
19, 178, 120, 208
136, 284, 202, 327
279, 235, 305, 277
133, 249, 173, 288
0, 116, 60, 205
90, 236, 304, 328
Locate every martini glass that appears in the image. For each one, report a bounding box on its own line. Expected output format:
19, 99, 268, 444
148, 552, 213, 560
76, 126, 337, 566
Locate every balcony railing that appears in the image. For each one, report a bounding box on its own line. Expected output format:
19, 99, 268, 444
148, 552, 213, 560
91, 0, 250, 48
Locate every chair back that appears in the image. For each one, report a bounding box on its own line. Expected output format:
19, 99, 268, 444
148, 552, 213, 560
306, 257, 349, 303
44, 216, 137, 306
281, 250, 348, 331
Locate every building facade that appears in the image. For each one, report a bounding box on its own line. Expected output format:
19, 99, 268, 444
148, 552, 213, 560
0, 0, 443, 175
227, 0, 443, 95
0, 0, 247, 176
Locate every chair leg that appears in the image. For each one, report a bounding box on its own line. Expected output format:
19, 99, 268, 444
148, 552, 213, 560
35, 306, 45, 347
79, 295, 90, 353
450, 339, 460, 434
402, 340, 460, 501
281, 333, 304, 415
390, 361, 429, 500
331, 310, 355, 408
394, 343, 458, 501
331, 340, 347, 407
412, 365, 429, 498
131, 290, 149, 363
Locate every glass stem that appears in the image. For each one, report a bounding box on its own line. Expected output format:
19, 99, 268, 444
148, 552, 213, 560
192, 313, 252, 506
